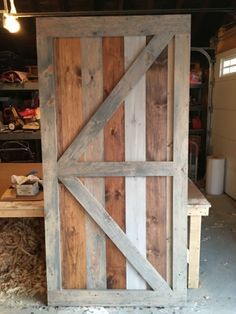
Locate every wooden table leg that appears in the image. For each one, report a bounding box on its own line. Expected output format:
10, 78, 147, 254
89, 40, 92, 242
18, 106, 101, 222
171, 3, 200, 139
188, 215, 202, 288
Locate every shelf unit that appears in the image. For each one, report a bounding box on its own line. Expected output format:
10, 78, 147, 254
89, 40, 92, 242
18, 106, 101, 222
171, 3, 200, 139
0, 81, 38, 91
189, 74, 208, 180
0, 82, 41, 162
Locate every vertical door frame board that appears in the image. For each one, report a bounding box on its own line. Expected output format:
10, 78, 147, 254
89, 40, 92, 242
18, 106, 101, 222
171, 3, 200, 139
36, 35, 61, 291
36, 15, 191, 306
172, 33, 190, 294
166, 38, 174, 286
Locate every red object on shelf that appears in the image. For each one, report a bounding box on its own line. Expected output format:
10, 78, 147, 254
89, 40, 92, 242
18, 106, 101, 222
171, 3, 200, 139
18, 108, 36, 119
192, 116, 202, 129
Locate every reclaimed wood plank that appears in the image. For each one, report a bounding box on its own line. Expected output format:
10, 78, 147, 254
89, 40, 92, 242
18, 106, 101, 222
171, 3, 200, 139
37, 15, 191, 305
124, 36, 146, 289
166, 38, 175, 286
172, 33, 190, 294
36, 32, 61, 291
37, 15, 191, 38
81, 37, 106, 289
103, 37, 126, 289
187, 206, 210, 216
188, 180, 211, 207
188, 216, 202, 288
54, 38, 86, 289
48, 289, 183, 307
58, 161, 175, 177
60, 176, 173, 295
0, 201, 44, 217
146, 46, 168, 280
58, 33, 174, 167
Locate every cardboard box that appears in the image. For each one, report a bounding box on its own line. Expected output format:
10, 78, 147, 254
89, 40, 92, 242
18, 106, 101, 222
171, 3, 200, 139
16, 181, 39, 196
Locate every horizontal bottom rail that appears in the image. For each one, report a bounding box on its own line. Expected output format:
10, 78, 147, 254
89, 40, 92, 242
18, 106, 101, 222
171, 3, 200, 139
48, 289, 186, 307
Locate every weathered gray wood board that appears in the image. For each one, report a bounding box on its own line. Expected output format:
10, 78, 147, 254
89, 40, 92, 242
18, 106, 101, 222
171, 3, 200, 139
172, 33, 190, 292
81, 37, 106, 289
37, 15, 190, 306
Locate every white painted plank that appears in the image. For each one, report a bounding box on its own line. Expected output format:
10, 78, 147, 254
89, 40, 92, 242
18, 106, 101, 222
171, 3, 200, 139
124, 36, 146, 289
80, 37, 106, 289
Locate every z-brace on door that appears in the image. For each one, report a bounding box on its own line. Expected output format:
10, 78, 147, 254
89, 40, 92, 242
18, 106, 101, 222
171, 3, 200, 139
37, 15, 190, 306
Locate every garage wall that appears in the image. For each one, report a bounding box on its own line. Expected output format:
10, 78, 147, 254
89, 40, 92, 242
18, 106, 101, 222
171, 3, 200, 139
212, 47, 236, 199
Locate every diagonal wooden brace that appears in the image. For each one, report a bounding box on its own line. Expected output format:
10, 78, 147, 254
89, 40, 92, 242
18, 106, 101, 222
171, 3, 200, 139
59, 176, 173, 295
58, 33, 174, 167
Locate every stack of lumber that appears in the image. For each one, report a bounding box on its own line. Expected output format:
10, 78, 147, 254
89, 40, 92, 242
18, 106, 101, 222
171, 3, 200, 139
0, 218, 46, 298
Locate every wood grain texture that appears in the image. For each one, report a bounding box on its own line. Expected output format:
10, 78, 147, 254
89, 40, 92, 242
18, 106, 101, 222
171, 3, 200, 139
81, 37, 106, 289
37, 15, 191, 38
54, 38, 86, 289
216, 26, 236, 54
166, 38, 174, 286
60, 176, 173, 295
58, 33, 173, 166
188, 216, 202, 288
0, 201, 44, 217
37, 33, 61, 291
48, 290, 182, 307
188, 180, 211, 207
58, 161, 175, 177
103, 37, 126, 289
124, 36, 146, 289
48, 289, 182, 307
37, 15, 191, 306
146, 46, 168, 280
172, 33, 190, 294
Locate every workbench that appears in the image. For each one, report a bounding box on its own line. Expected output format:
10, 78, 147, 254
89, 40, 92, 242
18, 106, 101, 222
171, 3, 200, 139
0, 163, 210, 288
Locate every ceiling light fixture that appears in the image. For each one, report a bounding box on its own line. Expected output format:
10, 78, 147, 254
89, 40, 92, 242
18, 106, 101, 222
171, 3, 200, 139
2, 0, 20, 33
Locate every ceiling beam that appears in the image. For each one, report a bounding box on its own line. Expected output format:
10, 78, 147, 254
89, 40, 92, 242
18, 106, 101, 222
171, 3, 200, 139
13, 7, 236, 18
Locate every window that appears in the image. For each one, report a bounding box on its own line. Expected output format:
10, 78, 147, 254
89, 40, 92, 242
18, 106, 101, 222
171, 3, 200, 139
220, 55, 236, 76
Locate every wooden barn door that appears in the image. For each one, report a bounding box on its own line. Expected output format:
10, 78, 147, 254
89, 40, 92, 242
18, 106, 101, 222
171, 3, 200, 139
37, 15, 190, 306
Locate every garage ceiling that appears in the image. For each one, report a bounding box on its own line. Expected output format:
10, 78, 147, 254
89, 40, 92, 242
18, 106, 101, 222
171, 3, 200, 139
0, 0, 235, 62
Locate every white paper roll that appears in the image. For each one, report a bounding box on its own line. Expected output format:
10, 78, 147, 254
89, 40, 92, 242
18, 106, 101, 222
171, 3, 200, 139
206, 157, 225, 195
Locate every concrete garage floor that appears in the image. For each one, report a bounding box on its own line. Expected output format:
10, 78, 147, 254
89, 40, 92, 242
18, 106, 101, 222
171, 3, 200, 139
0, 194, 235, 314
